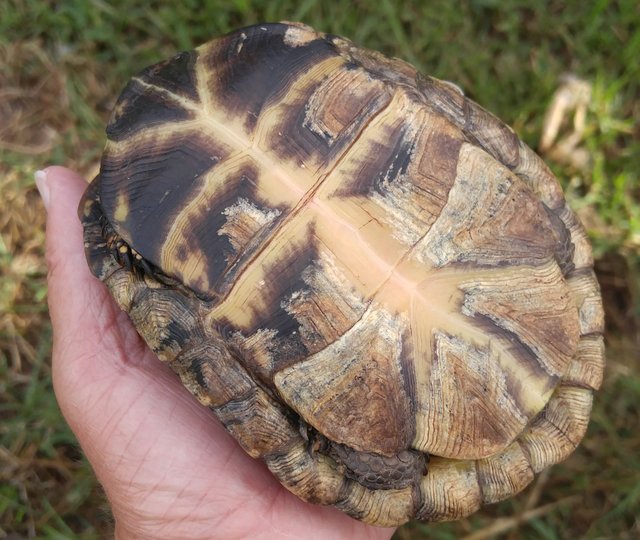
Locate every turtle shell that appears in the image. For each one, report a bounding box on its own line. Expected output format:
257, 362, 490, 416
79, 22, 605, 526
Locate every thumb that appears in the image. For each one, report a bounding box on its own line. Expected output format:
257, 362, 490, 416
37, 166, 124, 374
37, 165, 223, 451
37, 167, 153, 428
37, 166, 95, 339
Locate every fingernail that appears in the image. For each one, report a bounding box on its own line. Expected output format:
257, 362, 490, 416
35, 169, 50, 210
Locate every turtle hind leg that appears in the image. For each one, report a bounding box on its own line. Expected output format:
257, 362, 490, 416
323, 439, 427, 490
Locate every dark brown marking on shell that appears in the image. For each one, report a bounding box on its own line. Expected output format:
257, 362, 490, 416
302, 66, 390, 153
211, 387, 299, 457
227, 318, 309, 391
277, 259, 368, 357
470, 313, 561, 397
106, 80, 195, 142
416, 74, 523, 171
267, 80, 334, 167
99, 131, 221, 273
285, 64, 392, 170
185, 165, 283, 296
176, 245, 189, 263
229, 229, 323, 378
415, 74, 466, 125
373, 128, 415, 188
416, 128, 463, 189
127, 287, 199, 361
399, 331, 418, 421
336, 121, 410, 197
177, 195, 232, 296
137, 50, 200, 101
326, 440, 427, 490
260, 62, 391, 169
463, 99, 521, 169
244, 225, 317, 340
202, 23, 337, 132
78, 177, 120, 281
171, 341, 256, 408
214, 216, 288, 297
543, 204, 575, 275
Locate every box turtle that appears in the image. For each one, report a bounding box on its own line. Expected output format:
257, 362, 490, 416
79, 22, 605, 526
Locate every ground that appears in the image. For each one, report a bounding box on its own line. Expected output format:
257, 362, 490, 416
1, 1, 638, 538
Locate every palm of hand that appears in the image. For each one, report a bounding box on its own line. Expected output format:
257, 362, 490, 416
45, 167, 394, 539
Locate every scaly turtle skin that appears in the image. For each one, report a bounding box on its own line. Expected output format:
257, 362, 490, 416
79, 22, 605, 526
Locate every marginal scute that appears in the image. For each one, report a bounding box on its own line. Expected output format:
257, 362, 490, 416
104, 267, 142, 312
567, 269, 605, 336
172, 341, 256, 407
79, 183, 124, 282
283, 22, 322, 47
512, 140, 566, 210
416, 74, 466, 125
127, 287, 199, 362
476, 442, 534, 504
335, 481, 416, 527
265, 441, 345, 504
417, 458, 481, 521
558, 203, 594, 269
563, 335, 605, 390
212, 387, 298, 458
464, 99, 521, 169
79, 22, 604, 527
518, 385, 593, 472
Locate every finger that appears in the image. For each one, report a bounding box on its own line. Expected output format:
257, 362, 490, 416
39, 165, 193, 419
39, 166, 107, 357
40, 167, 130, 390
38, 166, 266, 500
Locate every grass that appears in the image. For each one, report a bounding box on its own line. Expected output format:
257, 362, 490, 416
1, 0, 638, 537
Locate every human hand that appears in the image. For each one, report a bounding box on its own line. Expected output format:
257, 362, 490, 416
39, 166, 395, 540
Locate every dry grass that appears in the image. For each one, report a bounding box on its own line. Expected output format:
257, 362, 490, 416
0, 38, 111, 538
1, 1, 639, 538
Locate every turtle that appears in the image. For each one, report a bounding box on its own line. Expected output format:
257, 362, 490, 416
79, 22, 605, 526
